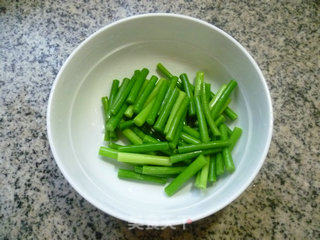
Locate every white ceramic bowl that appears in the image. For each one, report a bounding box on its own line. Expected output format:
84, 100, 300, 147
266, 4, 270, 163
47, 13, 273, 226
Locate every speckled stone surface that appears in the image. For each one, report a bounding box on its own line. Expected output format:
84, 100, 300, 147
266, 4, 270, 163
0, 0, 319, 239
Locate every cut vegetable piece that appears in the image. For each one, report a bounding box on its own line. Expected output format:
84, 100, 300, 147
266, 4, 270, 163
220, 124, 235, 173
177, 140, 230, 153
156, 63, 183, 90
111, 77, 133, 115
214, 115, 226, 127
143, 135, 172, 155
109, 79, 120, 105
215, 153, 225, 176
118, 169, 167, 184
195, 171, 201, 187
143, 135, 159, 144
154, 87, 179, 132
158, 77, 178, 114
219, 97, 231, 115
165, 154, 207, 196
209, 84, 227, 109
108, 142, 123, 150
224, 107, 238, 121
142, 166, 186, 175
118, 152, 171, 166
211, 80, 238, 120
209, 87, 238, 121
166, 97, 189, 141
170, 150, 202, 164
127, 68, 149, 104
180, 132, 201, 144
205, 83, 211, 102
208, 155, 217, 182
106, 103, 127, 131
226, 125, 233, 136
164, 90, 186, 134
180, 73, 196, 116
102, 96, 111, 141
182, 125, 200, 139
194, 95, 210, 143
134, 166, 143, 174
124, 105, 134, 118
102, 97, 109, 120
122, 128, 143, 145
103, 79, 119, 131
136, 79, 149, 100
145, 78, 166, 106
102, 82, 119, 141
133, 75, 157, 113
104, 130, 117, 142
132, 126, 146, 139
117, 142, 170, 153
146, 80, 169, 125
157, 62, 173, 79
170, 148, 222, 163
168, 109, 187, 149
195, 155, 210, 189
134, 98, 156, 127
229, 127, 242, 151
201, 83, 220, 137
119, 119, 135, 130
99, 147, 118, 159
194, 71, 204, 97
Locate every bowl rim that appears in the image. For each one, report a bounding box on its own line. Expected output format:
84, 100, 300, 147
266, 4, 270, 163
47, 13, 273, 226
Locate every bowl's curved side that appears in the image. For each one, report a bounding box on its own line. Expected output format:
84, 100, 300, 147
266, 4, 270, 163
47, 13, 273, 226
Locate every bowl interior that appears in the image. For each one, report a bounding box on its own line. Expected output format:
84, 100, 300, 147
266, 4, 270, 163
48, 14, 272, 226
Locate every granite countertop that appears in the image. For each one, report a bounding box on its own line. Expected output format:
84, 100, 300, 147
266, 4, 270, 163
1, 0, 319, 239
